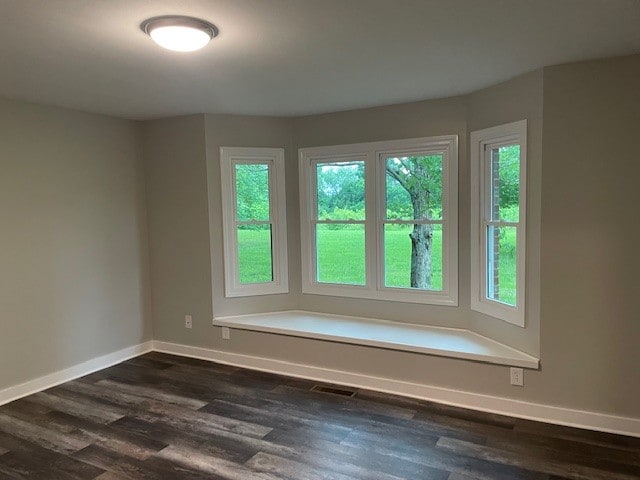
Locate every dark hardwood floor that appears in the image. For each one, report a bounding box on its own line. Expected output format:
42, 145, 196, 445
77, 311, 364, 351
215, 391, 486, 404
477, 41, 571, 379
0, 352, 638, 480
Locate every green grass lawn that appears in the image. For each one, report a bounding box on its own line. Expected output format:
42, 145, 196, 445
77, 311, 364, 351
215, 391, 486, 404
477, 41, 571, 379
490, 227, 517, 306
383, 225, 442, 290
237, 226, 273, 284
237, 227, 517, 303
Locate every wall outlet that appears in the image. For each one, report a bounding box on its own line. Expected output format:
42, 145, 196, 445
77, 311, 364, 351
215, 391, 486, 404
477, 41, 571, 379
510, 367, 524, 386
184, 315, 193, 329
222, 327, 231, 340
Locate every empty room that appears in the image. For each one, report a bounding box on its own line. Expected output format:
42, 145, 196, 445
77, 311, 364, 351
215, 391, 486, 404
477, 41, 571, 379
1, 1, 639, 479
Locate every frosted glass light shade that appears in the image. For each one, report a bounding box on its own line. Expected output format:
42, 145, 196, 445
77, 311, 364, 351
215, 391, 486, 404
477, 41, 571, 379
150, 26, 210, 52
141, 16, 218, 53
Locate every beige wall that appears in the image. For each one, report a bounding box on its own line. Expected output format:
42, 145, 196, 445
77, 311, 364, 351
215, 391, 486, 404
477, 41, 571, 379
205, 115, 298, 319
140, 54, 640, 419
467, 70, 543, 355
0, 98, 152, 391
141, 115, 210, 346
293, 97, 470, 328
142, 80, 545, 409
538, 55, 640, 416
142, 114, 296, 348
3, 53, 637, 421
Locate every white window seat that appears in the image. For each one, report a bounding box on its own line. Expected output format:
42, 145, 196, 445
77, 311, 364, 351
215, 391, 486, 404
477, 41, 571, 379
212, 310, 539, 369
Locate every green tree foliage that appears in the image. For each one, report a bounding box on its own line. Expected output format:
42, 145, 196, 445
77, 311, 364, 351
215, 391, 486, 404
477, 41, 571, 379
386, 155, 442, 289
385, 155, 442, 220
235, 153, 519, 295
235, 164, 270, 222
385, 178, 413, 219
497, 145, 520, 209
313, 157, 444, 289
316, 162, 365, 219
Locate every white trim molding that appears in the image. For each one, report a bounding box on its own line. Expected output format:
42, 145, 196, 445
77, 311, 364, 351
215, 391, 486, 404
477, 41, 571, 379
154, 340, 640, 438
299, 135, 458, 306
1, 339, 637, 438
219, 146, 289, 297
471, 120, 528, 327
0, 341, 153, 407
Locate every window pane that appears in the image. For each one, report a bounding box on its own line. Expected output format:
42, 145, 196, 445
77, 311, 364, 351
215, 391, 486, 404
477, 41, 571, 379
316, 223, 365, 285
490, 145, 520, 222
386, 155, 443, 220
237, 224, 273, 284
316, 161, 365, 220
235, 163, 270, 221
486, 225, 517, 306
384, 223, 442, 291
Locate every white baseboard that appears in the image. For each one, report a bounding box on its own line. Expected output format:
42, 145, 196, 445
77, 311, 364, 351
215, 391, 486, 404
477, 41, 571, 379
0, 341, 154, 407
153, 340, 640, 438
2, 339, 637, 439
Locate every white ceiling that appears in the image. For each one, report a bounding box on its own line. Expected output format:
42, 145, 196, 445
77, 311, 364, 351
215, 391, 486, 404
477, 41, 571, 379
1, 0, 640, 120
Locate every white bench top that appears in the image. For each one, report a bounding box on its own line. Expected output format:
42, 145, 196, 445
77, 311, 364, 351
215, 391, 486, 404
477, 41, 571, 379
212, 310, 539, 369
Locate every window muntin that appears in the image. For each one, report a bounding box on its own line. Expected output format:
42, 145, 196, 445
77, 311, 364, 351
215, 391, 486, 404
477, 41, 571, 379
220, 147, 288, 297
471, 121, 527, 326
299, 136, 458, 305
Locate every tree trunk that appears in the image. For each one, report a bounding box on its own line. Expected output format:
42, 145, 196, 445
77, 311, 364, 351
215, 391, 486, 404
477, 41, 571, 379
410, 223, 433, 289
386, 158, 435, 289
409, 193, 433, 289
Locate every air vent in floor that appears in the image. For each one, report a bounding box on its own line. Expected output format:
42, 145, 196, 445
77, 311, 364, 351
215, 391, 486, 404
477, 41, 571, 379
310, 384, 358, 397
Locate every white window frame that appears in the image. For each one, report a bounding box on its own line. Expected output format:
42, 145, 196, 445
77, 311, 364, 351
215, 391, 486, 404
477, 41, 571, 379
220, 147, 288, 297
470, 120, 527, 327
299, 136, 458, 306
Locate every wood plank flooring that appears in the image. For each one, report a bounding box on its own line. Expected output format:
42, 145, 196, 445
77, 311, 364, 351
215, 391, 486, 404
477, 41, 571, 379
0, 352, 638, 480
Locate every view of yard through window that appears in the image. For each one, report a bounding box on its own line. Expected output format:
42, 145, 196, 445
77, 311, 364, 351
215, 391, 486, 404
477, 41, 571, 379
234, 145, 517, 299
384, 154, 443, 290
235, 163, 274, 284
237, 226, 518, 292
221, 146, 288, 297
486, 145, 520, 306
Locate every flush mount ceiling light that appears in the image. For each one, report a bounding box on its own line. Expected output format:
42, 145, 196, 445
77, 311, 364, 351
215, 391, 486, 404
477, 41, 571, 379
141, 16, 218, 52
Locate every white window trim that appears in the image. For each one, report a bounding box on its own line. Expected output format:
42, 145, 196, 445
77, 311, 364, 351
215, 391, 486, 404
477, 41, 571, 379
220, 147, 288, 297
470, 120, 527, 327
299, 136, 458, 306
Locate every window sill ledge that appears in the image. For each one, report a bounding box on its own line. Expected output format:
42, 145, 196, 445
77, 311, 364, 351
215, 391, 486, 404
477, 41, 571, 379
212, 310, 539, 369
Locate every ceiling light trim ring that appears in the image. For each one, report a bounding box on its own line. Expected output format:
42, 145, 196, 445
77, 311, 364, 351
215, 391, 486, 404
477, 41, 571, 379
140, 15, 219, 40
140, 15, 219, 53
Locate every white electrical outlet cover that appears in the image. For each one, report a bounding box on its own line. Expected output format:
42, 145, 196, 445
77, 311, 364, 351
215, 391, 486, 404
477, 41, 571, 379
185, 315, 193, 329
510, 367, 524, 386
222, 327, 231, 339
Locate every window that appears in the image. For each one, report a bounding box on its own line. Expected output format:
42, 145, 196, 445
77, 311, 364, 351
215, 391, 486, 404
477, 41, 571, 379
299, 136, 458, 305
470, 120, 527, 326
220, 147, 288, 297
